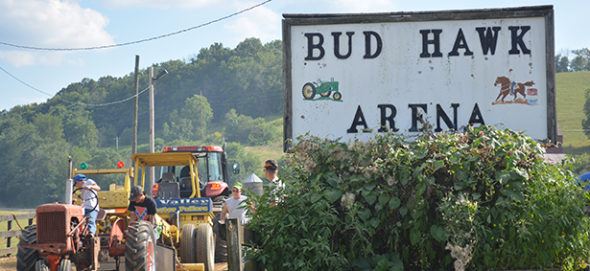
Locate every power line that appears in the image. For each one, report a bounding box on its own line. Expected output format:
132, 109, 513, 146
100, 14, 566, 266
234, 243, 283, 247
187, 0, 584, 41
0, 0, 273, 51
0, 64, 149, 107
0, 65, 53, 96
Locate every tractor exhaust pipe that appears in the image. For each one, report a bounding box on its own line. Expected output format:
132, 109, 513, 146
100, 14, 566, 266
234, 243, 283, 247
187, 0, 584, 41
65, 155, 73, 204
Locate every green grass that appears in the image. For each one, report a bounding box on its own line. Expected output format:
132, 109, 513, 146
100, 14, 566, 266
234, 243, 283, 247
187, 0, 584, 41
245, 142, 285, 162
0, 210, 35, 251
556, 71, 590, 154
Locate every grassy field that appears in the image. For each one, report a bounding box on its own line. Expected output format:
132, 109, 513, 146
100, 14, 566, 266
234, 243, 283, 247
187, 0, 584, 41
556, 71, 590, 154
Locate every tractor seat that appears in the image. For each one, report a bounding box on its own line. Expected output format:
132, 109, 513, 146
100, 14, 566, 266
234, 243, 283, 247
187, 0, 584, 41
162, 172, 175, 182
158, 182, 180, 198
180, 177, 192, 197
97, 209, 106, 221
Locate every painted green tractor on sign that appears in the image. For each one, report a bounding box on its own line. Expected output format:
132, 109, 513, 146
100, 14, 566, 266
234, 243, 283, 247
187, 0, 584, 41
302, 78, 342, 101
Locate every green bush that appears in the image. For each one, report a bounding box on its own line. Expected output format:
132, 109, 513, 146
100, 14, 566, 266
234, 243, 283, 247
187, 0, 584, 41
247, 126, 590, 270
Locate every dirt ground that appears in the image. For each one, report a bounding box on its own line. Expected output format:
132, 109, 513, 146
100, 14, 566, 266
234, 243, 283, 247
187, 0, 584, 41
0, 256, 228, 271
0, 256, 15, 271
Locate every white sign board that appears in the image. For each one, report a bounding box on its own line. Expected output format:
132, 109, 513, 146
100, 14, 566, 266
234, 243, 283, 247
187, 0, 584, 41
283, 6, 555, 150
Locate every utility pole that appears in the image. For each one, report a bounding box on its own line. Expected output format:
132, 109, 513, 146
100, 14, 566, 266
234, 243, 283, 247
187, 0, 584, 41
132, 55, 140, 161
148, 66, 169, 190
149, 66, 155, 189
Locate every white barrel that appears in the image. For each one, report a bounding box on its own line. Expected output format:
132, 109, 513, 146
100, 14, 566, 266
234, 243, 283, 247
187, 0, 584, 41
243, 182, 264, 197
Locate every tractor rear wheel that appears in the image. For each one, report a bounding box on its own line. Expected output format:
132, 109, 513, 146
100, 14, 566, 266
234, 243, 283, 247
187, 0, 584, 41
125, 221, 156, 271
57, 258, 72, 271
196, 223, 215, 271
17, 225, 39, 271
302, 83, 316, 99
180, 224, 197, 263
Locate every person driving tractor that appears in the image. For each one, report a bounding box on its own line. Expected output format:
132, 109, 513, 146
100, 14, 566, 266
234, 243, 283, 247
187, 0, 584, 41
73, 174, 101, 235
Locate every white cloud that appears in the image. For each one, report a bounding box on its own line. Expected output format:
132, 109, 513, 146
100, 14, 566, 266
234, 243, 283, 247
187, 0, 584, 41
224, 3, 281, 46
103, 0, 219, 9
0, 51, 36, 67
0, 0, 113, 66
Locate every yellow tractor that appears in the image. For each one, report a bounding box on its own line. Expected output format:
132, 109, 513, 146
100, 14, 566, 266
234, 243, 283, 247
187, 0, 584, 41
71, 165, 134, 269
132, 152, 215, 271
73, 152, 215, 271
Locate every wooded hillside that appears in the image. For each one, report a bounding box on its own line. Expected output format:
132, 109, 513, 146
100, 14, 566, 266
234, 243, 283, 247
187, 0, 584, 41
0, 38, 283, 207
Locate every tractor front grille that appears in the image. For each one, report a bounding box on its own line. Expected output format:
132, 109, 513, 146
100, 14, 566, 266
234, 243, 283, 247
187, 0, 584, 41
37, 212, 67, 244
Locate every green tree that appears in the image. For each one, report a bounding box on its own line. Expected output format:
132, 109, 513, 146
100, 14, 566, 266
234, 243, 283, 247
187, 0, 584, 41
555, 54, 569, 72
0, 112, 70, 207
33, 113, 64, 142
182, 94, 213, 139
570, 55, 588, 72
62, 110, 99, 148
572, 48, 590, 71
224, 109, 278, 145
162, 110, 194, 142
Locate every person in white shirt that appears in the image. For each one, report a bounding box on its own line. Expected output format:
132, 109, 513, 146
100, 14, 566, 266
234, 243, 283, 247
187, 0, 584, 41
263, 160, 284, 202
220, 182, 251, 225
73, 174, 101, 235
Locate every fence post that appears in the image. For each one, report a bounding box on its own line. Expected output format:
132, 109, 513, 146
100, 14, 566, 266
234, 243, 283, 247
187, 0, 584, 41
226, 218, 243, 271
6, 220, 11, 255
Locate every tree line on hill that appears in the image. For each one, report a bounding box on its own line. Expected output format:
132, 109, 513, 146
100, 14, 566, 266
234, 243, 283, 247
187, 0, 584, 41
555, 48, 590, 72
0, 38, 283, 208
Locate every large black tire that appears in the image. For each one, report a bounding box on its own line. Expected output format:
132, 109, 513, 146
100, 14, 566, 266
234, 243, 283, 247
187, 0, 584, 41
34, 260, 48, 271
57, 258, 72, 271
302, 83, 316, 99
180, 224, 196, 263
196, 223, 215, 271
125, 221, 156, 271
17, 225, 39, 271
212, 213, 227, 262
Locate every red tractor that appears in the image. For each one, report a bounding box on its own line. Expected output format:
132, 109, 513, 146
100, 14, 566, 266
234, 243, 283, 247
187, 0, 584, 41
16, 188, 101, 271
17, 161, 185, 271
159, 145, 239, 209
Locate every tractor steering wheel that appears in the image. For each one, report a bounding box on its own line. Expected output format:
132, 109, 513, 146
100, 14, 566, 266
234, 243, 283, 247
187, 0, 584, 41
72, 187, 99, 212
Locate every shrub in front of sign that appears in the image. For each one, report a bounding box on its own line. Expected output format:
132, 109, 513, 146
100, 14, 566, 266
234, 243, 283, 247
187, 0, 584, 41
246, 126, 590, 270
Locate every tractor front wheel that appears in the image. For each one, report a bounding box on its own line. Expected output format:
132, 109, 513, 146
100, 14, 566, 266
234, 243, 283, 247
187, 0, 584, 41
196, 223, 215, 271
180, 224, 197, 263
125, 221, 156, 271
333, 92, 342, 101
302, 83, 316, 99
34, 260, 48, 271
57, 258, 72, 271
17, 225, 39, 271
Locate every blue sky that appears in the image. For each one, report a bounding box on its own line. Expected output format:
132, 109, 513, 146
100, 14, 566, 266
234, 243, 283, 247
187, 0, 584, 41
0, 0, 587, 111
